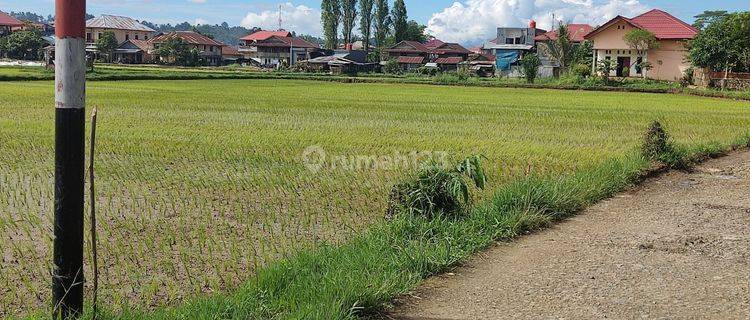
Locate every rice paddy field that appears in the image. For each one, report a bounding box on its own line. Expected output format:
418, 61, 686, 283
1, 79, 750, 317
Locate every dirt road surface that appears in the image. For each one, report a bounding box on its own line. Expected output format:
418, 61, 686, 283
386, 151, 750, 320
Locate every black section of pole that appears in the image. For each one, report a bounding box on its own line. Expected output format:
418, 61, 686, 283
53, 107, 86, 319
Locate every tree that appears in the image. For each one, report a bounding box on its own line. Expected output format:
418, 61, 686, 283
572, 40, 593, 67
359, 0, 374, 51
95, 31, 118, 63
0, 30, 45, 60
543, 24, 574, 71
374, 0, 391, 55
403, 20, 427, 43
155, 37, 188, 65
690, 12, 750, 86
623, 29, 660, 78
321, 0, 341, 49
693, 10, 729, 30
341, 0, 358, 46
392, 0, 408, 43
519, 54, 541, 84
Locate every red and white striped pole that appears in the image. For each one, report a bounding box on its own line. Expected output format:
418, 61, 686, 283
53, 0, 86, 318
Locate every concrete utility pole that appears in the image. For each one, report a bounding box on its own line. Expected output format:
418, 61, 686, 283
53, 0, 86, 318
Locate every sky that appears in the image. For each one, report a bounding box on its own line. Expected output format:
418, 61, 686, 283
1, 0, 749, 45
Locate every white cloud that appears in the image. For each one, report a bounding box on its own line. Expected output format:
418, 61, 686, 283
426, 0, 649, 45
187, 0, 207, 3
194, 18, 209, 25
240, 2, 322, 36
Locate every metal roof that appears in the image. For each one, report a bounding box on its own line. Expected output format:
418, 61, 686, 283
0, 11, 23, 27
151, 31, 225, 46
86, 15, 155, 32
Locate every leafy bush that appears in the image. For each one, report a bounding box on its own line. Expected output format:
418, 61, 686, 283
597, 59, 615, 83
386, 155, 487, 219
383, 59, 401, 74
415, 66, 439, 76
622, 66, 630, 77
520, 54, 541, 83
572, 64, 591, 78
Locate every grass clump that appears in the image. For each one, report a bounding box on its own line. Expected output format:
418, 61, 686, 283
641, 121, 696, 169
387, 155, 487, 219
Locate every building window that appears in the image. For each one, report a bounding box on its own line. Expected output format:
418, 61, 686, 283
505, 38, 514, 44
145, 35, 149, 40
86, 33, 92, 42
98, 33, 102, 39
135, 35, 139, 40
125, 34, 129, 40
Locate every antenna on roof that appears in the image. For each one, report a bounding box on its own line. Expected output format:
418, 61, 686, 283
278, 4, 283, 31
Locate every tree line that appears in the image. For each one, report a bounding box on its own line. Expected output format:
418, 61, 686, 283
320, 0, 427, 51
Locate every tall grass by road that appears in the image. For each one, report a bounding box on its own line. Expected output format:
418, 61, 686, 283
2, 79, 750, 317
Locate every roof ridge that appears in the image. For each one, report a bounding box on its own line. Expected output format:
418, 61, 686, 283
630, 8, 699, 36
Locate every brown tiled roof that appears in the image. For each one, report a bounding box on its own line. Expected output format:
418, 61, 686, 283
0, 11, 23, 27
435, 57, 463, 64
152, 31, 225, 46
430, 43, 471, 55
128, 39, 152, 51
397, 56, 424, 64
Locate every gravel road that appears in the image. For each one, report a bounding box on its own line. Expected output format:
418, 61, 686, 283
386, 151, 750, 320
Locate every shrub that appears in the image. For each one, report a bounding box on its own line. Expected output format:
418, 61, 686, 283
571, 64, 591, 78
642, 121, 692, 169
415, 66, 439, 76
386, 155, 487, 219
622, 66, 630, 77
642, 121, 671, 160
383, 59, 401, 74
596, 59, 615, 83
520, 54, 541, 83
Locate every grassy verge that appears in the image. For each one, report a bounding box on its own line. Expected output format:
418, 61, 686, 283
56, 134, 747, 320
3, 65, 749, 101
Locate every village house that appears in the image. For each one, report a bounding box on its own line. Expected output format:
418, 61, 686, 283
482, 21, 547, 74
0, 11, 23, 36
384, 39, 471, 71
221, 46, 243, 65
113, 39, 153, 64
584, 9, 698, 81
238, 30, 320, 68
302, 50, 379, 74
534, 23, 593, 77
86, 15, 155, 44
150, 31, 226, 66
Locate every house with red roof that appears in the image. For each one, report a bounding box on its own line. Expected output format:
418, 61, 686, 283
584, 9, 698, 81
238, 30, 319, 68
0, 11, 23, 36
385, 40, 471, 71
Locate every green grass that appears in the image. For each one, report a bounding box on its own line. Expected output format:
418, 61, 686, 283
2, 79, 750, 318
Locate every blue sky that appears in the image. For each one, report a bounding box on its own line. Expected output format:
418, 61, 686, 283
1, 0, 748, 44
